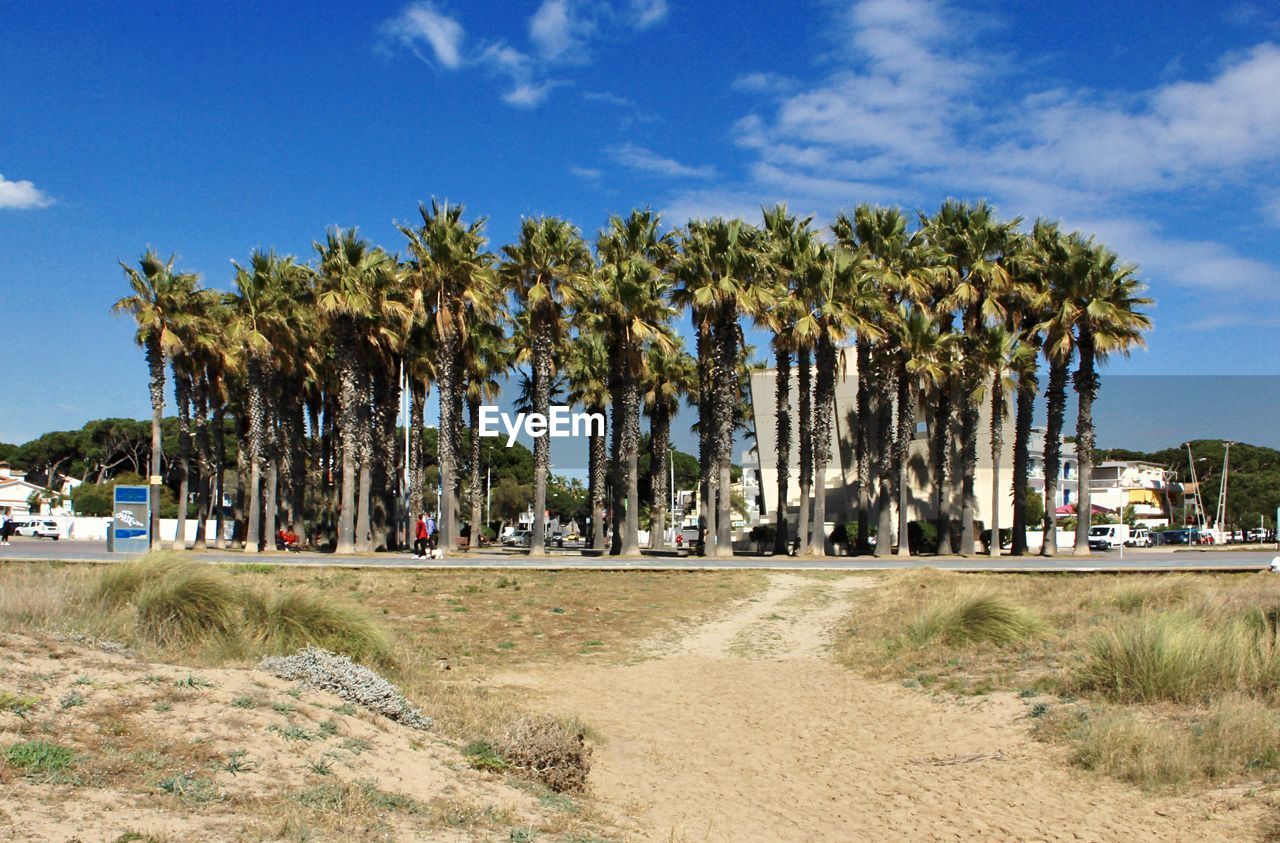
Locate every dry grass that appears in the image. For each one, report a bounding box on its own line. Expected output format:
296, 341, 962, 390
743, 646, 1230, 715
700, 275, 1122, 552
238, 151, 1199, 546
837, 568, 1280, 789
495, 714, 592, 793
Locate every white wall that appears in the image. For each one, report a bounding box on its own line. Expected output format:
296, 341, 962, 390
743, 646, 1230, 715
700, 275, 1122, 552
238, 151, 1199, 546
33, 516, 233, 543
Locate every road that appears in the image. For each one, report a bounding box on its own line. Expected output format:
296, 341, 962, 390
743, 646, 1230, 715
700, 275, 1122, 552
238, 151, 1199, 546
1, 538, 1277, 572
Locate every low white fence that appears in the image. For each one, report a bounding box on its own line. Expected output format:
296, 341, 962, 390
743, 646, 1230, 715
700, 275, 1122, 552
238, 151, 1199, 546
31, 516, 234, 543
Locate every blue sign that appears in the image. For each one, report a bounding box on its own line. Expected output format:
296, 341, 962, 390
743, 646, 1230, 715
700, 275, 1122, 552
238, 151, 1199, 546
110, 485, 151, 552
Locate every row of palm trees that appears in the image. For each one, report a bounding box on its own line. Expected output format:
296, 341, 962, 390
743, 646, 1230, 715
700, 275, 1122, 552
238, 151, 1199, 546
113, 198, 1150, 558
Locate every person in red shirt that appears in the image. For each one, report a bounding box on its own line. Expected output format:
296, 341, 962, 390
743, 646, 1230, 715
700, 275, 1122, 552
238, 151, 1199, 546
414, 514, 429, 558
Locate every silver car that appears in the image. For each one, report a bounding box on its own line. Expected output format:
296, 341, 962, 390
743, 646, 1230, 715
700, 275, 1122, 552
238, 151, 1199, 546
14, 519, 61, 540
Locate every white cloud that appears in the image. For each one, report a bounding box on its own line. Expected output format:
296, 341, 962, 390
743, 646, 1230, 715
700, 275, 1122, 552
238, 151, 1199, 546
381, 2, 464, 69
582, 90, 633, 106
629, 0, 669, 30
569, 166, 602, 180
0, 175, 52, 210
732, 72, 797, 94
503, 81, 557, 107
608, 143, 716, 179
529, 0, 583, 60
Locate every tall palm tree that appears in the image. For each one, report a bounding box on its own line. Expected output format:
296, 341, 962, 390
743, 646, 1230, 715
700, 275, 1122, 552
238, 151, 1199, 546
564, 326, 611, 549
314, 228, 405, 554
974, 326, 1033, 557
596, 210, 676, 556
463, 320, 509, 546
673, 218, 770, 558
1071, 242, 1152, 555
167, 286, 222, 549
759, 204, 815, 555
113, 250, 200, 547
927, 201, 1021, 555
643, 338, 697, 548
500, 217, 593, 556
399, 199, 496, 553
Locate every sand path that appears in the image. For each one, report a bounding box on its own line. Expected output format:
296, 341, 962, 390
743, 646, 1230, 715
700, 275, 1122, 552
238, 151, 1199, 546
499, 573, 1262, 841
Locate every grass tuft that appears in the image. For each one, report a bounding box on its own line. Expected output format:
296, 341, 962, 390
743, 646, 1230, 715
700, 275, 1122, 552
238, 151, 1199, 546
133, 564, 240, 646
243, 587, 392, 665
4, 740, 74, 773
905, 592, 1043, 647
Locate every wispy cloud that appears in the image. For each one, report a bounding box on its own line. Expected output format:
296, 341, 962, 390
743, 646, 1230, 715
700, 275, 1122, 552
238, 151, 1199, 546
569, 165, 602, 181
629, 0, 669, 30
380, 2, 464, 69
0, 175, 52, 210
529, 0, 588, 61
608, 143, 716, 179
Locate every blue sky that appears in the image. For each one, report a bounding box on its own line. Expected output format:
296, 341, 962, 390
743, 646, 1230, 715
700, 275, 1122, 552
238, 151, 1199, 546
2, 0, 1280, 452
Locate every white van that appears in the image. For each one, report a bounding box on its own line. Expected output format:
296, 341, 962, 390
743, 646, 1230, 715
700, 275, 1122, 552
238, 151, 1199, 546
1088, 523, 1129, 551
1126, 527, 1152, 548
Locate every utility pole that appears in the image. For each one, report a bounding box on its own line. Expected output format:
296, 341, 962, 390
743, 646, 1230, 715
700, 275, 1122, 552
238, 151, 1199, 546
1214, 441, 1233, 542
485, 444, 492, 528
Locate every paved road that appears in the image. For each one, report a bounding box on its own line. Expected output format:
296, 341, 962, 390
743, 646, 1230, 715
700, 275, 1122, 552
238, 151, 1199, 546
1, 538, 1276, 572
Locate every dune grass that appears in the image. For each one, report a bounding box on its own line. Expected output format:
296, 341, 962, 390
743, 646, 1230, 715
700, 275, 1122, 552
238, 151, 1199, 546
837, 568, 1280, 789
242, 587, 392, 666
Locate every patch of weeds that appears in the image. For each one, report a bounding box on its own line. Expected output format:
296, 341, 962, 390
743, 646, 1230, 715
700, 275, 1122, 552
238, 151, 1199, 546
497, 642, 516, 650
538, 792, 578, 813
318, 720, 338, 738
222, 749, 255, 776
231, 695, 256, 709
549, 607, 566, 615
764, 613, 786, 621
72, 675, 93, 686
1018, 688, 1038, 698
59, 691, 86, 710
333, 703, 356, 716
582, 640, 604, 648
0, 691, 40, 717
156, 772, 218, 802
463, 585, 481, 594
307, 757, 334, 776
272, 701, 297, 714
286, 688, 302, 699
114, 832, 165, 843
495, 576, 519, 589
269, 724, 314, 741
509, 830, 535, 843
452, 606, 470, 613
4, 740, 74, 773
232, 563, 278, 574
507, 613, 523, 622
341, 737, 371, 755
174, 675, 213, 690
901, 678, 921, 689
463, 741, 509, 772
153, 701, 173, 713
141, 674, 166, 685
1029, 702, 1050, 718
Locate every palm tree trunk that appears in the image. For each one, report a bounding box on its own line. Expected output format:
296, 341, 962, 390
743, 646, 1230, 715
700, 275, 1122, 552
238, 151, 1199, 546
649, 401, 670, 549
609, 340, 625, 555
697, 321, 714, 554
796, 346, 813, 556
589, 402, 608, 550
1041, 359, 1068, 556
773, 340, 791, 555
933, 379, 955, 555
335, 331, 359, 554
436, 327, 461, 553
713, 306, 739, 558
989, 382, 1004, 558
958, 376, 980, 556
192, 380, 211, 550
620, 368, 642, 557
264, 456, 279, 554
895, 364, 914, 557
171, 370, 193, 550
469, 395, 484, 547
244, 356, 269, 554
874, 358, 895, 558
809, 337, 836, 556
213, 406, 227, 549
145, 336, 165, 548
854, 338, 871, 554
530, 319, 552, 557
409, 379, 426, 520
1010, 368, 1036, 555
1073, 326, 1098, 556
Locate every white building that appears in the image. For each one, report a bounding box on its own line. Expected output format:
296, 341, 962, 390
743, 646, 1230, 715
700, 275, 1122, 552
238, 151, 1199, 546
0, 462, 68, 516
1027, 427, 1078, 511
1089, 460, 1173, 527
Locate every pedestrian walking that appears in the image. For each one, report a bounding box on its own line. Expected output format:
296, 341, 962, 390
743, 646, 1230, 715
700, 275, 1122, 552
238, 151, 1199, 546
413, 514, 429, 558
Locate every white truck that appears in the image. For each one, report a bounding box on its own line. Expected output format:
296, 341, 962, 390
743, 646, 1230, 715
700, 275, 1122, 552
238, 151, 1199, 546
1088, 523, 1130, 551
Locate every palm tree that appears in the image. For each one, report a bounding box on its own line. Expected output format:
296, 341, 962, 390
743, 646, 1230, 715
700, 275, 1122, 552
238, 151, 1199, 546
673, 218, 770, 558
974, 326, 1033, 557
927, 201, 1021, 555
759, 204, 815, 555
399, 199, 496, 553
1071, 242, 1152, 556
314, 228, 406, 554
564, 326, 611, 549
113, 250, 200, 547
596, 210, 676, 556
463, 320, 509, 546
167, 286, 222, 550
500, 217, 593, 556
227, 250, 311, 553
643, 338, 696, 548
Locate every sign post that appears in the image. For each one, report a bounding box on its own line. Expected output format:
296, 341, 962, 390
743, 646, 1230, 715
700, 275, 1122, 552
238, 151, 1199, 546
110, 485, 151, 553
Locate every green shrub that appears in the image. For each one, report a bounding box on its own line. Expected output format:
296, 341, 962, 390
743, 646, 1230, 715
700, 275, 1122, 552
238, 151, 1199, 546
907, 521, 937, 555
5, 740, 74, 772
906, 592, 1043, 647
1076, 613, 1238, 704
95, 552, 192, 608
243, 587, 391, 665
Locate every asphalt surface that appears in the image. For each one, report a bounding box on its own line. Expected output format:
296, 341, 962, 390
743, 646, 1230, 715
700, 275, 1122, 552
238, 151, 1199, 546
1, 538, 1277, 572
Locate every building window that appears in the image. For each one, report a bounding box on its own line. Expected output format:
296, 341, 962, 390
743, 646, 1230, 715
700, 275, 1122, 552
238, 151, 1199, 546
1063, 462, 1072, 479
1063, 489, 1072, 506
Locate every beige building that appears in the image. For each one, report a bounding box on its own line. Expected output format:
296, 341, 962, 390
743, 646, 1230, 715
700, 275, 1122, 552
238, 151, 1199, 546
747, 347, 1016, 550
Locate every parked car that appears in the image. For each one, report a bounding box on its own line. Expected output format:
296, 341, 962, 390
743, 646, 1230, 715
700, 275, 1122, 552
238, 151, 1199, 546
502, 529, 532, 548
1248, 528, 1273, 543
1161, 529, 1191, 545
13, 519, 60, 540
1088, 523, 1129, 550
1125, 527, 1152, 548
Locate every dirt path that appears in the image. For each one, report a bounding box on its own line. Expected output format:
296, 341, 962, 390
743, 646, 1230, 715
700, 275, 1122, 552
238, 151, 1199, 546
499, 573, 1264, 841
